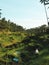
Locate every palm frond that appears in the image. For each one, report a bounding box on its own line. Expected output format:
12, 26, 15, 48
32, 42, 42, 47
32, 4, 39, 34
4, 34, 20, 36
40, 0, 49, 3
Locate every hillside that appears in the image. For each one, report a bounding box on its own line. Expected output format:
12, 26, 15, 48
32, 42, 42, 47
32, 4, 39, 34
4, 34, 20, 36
0, 18, 49, 65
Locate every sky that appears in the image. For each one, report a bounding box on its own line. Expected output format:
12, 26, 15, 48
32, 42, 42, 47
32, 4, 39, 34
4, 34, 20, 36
0, 0, 49, 29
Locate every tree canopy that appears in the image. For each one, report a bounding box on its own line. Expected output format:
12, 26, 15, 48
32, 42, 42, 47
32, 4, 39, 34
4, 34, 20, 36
0, 18, 24, 32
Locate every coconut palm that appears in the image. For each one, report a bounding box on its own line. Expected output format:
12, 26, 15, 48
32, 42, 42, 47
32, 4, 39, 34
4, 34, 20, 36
40, 0, 49, 26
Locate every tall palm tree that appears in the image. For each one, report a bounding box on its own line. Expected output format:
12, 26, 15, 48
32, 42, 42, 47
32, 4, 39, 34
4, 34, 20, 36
40, 0, 49, 26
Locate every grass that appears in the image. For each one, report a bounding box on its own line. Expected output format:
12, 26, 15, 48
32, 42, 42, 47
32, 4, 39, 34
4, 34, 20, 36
0, 32, 26, 47
0, 32, 49, 65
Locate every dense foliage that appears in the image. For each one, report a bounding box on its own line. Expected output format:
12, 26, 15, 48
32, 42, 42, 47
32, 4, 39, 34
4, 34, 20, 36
0, 18, 24, 32
0, 18, 49, 65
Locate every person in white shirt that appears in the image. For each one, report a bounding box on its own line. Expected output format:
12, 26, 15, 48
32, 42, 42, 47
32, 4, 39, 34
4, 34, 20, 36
35, 49, 39, 53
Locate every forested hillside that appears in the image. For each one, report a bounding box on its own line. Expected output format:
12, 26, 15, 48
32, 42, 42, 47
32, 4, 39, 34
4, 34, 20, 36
0, 18, 24, 32
0, 18, 49, 65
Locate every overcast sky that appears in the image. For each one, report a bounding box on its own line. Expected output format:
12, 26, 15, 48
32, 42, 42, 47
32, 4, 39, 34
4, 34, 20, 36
0, 0, 49, 29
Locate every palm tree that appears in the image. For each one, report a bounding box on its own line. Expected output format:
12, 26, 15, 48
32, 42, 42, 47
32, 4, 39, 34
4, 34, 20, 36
40, 0, 49, 26
0, 9, 2, 18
